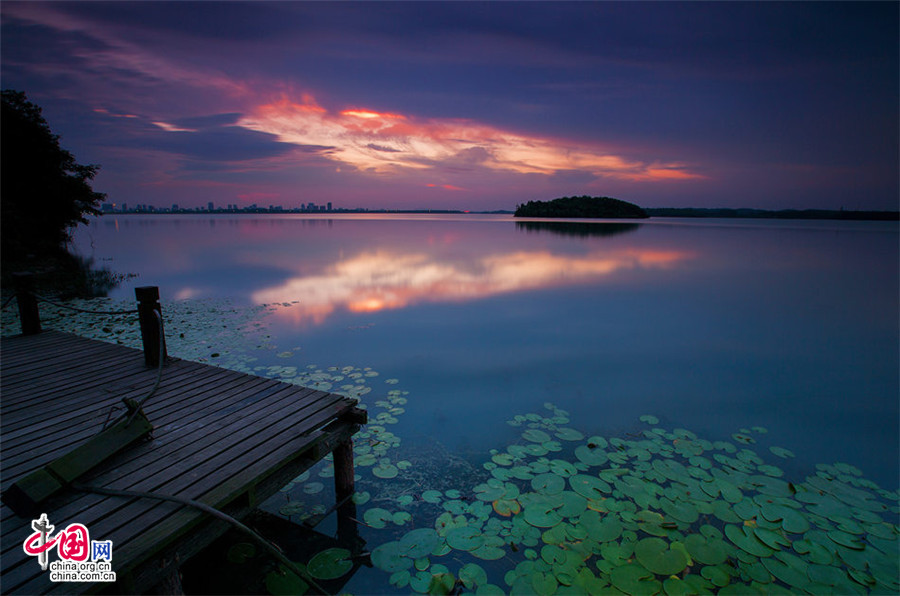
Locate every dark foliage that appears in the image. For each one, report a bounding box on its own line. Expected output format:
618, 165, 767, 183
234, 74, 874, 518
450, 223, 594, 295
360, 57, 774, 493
1, 90, 105, 261
514, 195, 649, 219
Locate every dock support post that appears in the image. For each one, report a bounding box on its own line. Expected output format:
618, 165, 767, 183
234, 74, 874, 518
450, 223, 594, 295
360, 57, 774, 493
333, 438, 358, 544
136, 286, 167, 367
13, 272, 41, 335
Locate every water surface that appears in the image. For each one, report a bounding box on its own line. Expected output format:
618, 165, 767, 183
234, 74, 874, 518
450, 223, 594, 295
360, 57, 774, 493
72, 214, 899, 490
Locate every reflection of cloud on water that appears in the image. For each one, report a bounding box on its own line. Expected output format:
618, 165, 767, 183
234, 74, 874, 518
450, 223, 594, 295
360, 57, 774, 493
253, 248, 691, 325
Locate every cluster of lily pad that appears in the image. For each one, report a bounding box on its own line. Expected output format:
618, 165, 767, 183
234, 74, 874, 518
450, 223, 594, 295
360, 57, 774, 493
0, 296, 278, 371
354, 404, 898, 595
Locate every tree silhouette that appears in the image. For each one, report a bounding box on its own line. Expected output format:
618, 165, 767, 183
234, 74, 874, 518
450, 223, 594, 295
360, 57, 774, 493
1, 90, 105, 261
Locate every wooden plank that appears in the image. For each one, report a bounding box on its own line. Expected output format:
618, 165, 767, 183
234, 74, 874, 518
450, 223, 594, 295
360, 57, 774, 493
0, 383, 325, 544
0, 330, 366, 595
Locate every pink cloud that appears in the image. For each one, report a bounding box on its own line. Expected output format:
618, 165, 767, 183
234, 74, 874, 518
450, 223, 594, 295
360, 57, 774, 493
237, 94, 705, 182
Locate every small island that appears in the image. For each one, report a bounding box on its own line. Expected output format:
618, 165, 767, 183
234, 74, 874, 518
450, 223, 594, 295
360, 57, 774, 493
514, 195, 649, 219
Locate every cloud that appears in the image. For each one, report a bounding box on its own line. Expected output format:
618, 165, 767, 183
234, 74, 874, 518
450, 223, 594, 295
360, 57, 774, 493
237, 94, 704, 182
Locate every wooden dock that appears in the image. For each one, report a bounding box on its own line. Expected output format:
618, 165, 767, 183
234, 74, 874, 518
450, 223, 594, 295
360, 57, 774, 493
0, 329, 366, 594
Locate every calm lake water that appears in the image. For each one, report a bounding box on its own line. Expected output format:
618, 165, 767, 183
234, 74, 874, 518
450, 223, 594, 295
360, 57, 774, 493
66, 214, 898, 593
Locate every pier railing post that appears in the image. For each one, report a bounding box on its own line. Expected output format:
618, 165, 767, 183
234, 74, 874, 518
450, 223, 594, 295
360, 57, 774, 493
135, 286, 167, 367
13, 272, 41, 335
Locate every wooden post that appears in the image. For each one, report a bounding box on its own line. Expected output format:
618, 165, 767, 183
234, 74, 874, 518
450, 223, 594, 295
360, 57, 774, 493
135, 286, 167, 367
333, 439, 355, 503
333, 438, 358, 545
13, 272, 41, 335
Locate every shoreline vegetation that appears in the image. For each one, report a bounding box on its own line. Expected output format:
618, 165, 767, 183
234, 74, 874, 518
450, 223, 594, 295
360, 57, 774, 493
105, 204, 899, 221
515, 196, 649, 219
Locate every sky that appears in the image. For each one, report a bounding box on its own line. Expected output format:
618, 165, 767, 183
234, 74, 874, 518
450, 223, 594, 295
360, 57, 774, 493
1, 2, 897, 212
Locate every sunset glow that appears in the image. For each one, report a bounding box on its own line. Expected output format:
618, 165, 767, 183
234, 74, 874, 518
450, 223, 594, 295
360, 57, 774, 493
252, 247, 691, 326
237, 95, 703, 182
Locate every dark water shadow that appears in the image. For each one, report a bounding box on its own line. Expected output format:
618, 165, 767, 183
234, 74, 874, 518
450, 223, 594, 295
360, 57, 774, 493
1, 250, 134, 299
515, 220, 642, 238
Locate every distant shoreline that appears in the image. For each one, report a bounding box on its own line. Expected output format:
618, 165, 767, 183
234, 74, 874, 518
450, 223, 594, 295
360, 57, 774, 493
645, 207, 899, 221
104, 207, 899, 221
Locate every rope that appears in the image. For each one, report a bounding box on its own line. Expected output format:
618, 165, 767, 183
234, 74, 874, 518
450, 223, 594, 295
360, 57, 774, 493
70, 482, 328, 594
1, 294, 17, 310
34, 293, 138, 316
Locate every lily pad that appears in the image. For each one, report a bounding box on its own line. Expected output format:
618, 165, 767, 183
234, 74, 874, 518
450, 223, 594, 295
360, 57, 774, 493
523, 429, 552, 443
371, 541, 413, 573
307, 548, 352, 580
400, 528, 442, 558
725, 524, 775, 557
569, 474, 611, 499
684, 533, 730, 566
640, 415, 659, 425
634, 537, 689, 575
574, 444, 609, 466
265, 567, 309, 596
531, 473, 565, 495
446, 526, 485, 551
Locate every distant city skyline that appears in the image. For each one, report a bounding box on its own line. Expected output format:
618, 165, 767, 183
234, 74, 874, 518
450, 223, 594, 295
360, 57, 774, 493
2, 2, 897, 211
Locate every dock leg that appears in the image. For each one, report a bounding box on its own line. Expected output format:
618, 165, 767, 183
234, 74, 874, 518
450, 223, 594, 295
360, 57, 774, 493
333, 439, 360, 545
333, 439, 355, 503
13, 272, 41, 335
148, 558, 184, 595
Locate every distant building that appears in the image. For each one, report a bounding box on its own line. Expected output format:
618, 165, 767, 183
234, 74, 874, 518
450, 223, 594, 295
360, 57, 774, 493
327, 202, 332, 211
101, 203, 114, 213
207, 201, 214, 211
121, 203, 127, 212
172, 203, 179, 211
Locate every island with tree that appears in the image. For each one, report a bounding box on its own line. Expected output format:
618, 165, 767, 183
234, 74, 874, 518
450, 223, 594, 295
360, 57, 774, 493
514, 195, 649, 219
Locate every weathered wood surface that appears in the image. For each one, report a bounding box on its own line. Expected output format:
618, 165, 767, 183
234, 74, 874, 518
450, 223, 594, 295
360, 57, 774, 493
1, 330, 365, 594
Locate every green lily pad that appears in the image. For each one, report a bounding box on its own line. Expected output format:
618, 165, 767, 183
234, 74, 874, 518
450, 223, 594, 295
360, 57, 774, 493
555, 428, 584, 441
725, 524, 775, 557
458, 563, 488, 590
684, 533, 730, 566
307, 548, 352, 580
660, 497, 699, 524
373, 463, 399, 479
446, 526, 485, 551
422, 490, 443, 504
265, 566, 308, 595
634, 537, 689, 575
760, 503, 810, 534
610, 563, 661, 594
770, 446, 795, 459
400, 528, 442, 558
574, 444, 609, 466
640, 415, 659, 425
523, 429, 552, 443
364, 507, 394, 529
474, 482, 507, 502
569, 474, 611, 499
827, 530, 865, 550
761, 554, 810, 590
700, 564, 731, 587
524, 502, 563, 528
371, 541, 413, 573
531, 473, 565, 494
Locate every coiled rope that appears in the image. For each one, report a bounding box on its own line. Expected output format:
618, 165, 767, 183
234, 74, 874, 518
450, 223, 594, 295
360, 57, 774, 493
70, 482, 327, 594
